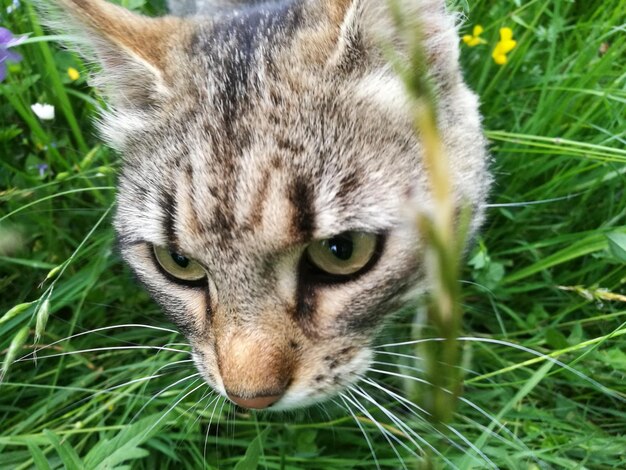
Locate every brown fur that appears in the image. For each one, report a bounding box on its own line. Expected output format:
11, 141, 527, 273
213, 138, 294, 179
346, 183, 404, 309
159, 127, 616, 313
44, 0, 491, 410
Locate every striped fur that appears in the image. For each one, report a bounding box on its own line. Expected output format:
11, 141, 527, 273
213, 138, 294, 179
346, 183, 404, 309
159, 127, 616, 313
47, 0, 490, 410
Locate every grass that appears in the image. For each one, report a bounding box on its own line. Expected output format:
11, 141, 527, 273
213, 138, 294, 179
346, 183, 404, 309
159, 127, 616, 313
1, 0, 625, 468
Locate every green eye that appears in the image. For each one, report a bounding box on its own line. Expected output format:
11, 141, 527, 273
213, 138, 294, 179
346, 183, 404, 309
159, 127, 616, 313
306, 232, 378, 276
153, 245, 206, 282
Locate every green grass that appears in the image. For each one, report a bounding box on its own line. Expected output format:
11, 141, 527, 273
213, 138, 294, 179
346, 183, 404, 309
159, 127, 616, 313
1, 0, 625, 468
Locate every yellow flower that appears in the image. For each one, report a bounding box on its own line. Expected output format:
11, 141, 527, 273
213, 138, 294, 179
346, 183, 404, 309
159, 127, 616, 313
492, 27, 517, 65
462, 25, 486, 47
67, 67, 80, 81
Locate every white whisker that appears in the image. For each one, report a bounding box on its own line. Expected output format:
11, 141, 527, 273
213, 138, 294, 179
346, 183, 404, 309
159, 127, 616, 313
204, 395, 228, 465
15, 345, 192, 363
182, 386, 215, 436
341, 391, 410, 470
375, 351, 480, 376
372, 360, 423, 375
360, 376, 480, 462
374, 336, 624, 402
131, 372, 201, 423
484, 193, 582, 208
370, 367, 431, 387
350, 385, 459, 467
335, 396, 381, 470
368, 369, 536, 465
314, 401, 334, 423
17, 324, 182, 361
362, 381, 496, 469
144, 378, 205, 437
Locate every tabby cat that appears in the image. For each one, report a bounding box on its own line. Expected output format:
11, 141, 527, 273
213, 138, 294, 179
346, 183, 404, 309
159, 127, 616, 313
46, 0, 490, 410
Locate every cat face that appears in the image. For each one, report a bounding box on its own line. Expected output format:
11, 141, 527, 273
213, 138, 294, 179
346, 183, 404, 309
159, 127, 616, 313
48, 0, 490, 410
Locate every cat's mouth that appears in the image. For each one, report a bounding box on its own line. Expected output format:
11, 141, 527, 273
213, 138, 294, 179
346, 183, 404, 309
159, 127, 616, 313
192, 341, 373, 411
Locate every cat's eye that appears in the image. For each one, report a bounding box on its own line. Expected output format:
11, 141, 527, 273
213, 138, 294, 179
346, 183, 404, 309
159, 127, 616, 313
153, 245, 206, 284
306, 232, 378, 277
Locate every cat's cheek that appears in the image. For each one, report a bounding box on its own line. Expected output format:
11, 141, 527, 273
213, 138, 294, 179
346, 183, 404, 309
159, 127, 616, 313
272, 347, 374, 411
192, 345, 226, 396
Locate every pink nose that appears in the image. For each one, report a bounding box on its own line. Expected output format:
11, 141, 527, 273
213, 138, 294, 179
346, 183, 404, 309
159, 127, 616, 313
227, 393, 282, 410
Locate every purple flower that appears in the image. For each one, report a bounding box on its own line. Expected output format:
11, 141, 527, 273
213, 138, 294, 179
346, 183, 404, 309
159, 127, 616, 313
37, 163, 49, 178
0, 27, 27, 82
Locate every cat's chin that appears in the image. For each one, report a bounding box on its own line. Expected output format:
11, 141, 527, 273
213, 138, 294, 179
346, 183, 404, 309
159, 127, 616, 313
192, 347, 373, 411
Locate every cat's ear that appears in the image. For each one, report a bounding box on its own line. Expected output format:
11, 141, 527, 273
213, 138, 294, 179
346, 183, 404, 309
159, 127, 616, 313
43, 0, 188, 109
316, 0, 460, 78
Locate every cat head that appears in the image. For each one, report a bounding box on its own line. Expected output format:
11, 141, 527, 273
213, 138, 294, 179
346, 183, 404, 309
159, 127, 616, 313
47, 0, 490, 410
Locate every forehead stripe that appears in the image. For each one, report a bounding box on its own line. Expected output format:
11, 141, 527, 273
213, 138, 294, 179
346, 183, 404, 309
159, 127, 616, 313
288, 177, 316, 240
161, 186, 179, 247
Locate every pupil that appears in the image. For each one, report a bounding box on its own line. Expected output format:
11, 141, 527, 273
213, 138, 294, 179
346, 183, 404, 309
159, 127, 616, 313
170, 252, 190, 268
328, 235, 353, 261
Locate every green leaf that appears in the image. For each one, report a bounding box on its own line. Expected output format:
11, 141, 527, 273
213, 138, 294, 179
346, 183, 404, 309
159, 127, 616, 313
600, 348, 626, 371
606, 233, 626, 262
295, 429, 319, 456
123, 0, 146, 11
545, 328, 569, 349
84, 414, 162, 469
0, 124, 22, 142
234, 426, 270, 470
43, 429, 84, 470
469, 250, 488, 269
27, 442, 52, 470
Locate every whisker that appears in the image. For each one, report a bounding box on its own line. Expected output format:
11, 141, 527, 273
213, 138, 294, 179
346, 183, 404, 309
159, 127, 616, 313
99, 358, 195, 400
456, 396, 539, 463
368, 369, 536, 465
358, 381, 494, 469
350, 385, 458, 467
372, 360, 423, 375
360, 376, 478, 462
200, 393, 222, 430
144, 378, 205, 437
15, 345, 192, 363
33, 358, 196, 424
375, 351, 480, 376
314, 401, 334, 424
161, 342, 193, 349
18, 323, 182, 361
370, 367, 431, 387
203, 394, 228, 465
131, 372, 201, 424
361, 376, 430, 418
182, 386, 215, 437
335, 396, 381, 470
445, 424, 497, 469
484, 193, 582, 208
375, 336, 625, 402
341, 391, 410, 470
214, 396, 229, 459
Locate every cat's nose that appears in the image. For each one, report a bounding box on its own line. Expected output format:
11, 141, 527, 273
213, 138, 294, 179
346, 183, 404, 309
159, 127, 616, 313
216, 330, 295, 409
226, 392, 283, 409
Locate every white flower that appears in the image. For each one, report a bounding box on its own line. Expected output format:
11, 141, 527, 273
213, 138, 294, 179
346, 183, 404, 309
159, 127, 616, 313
31, 103, 55, 121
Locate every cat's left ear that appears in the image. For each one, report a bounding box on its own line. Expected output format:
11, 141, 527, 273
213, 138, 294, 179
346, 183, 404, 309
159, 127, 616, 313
42, 0, 189, 109
316, 0, 460, 78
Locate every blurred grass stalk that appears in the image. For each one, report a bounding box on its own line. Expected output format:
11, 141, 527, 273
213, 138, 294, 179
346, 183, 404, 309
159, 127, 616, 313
389, 0, 469, 427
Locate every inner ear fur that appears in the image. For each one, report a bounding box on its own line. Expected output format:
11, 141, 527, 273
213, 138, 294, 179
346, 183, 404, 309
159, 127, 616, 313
302, 0, 458, 79
45, 0, 190, 108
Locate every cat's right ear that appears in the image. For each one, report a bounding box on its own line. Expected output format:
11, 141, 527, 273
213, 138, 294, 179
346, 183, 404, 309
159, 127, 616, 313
309, 0, 459, 80
42, 0, 189, 109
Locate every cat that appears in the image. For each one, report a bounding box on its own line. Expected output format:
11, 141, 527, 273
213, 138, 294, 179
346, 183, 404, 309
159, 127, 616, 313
45, 0, 490, 411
